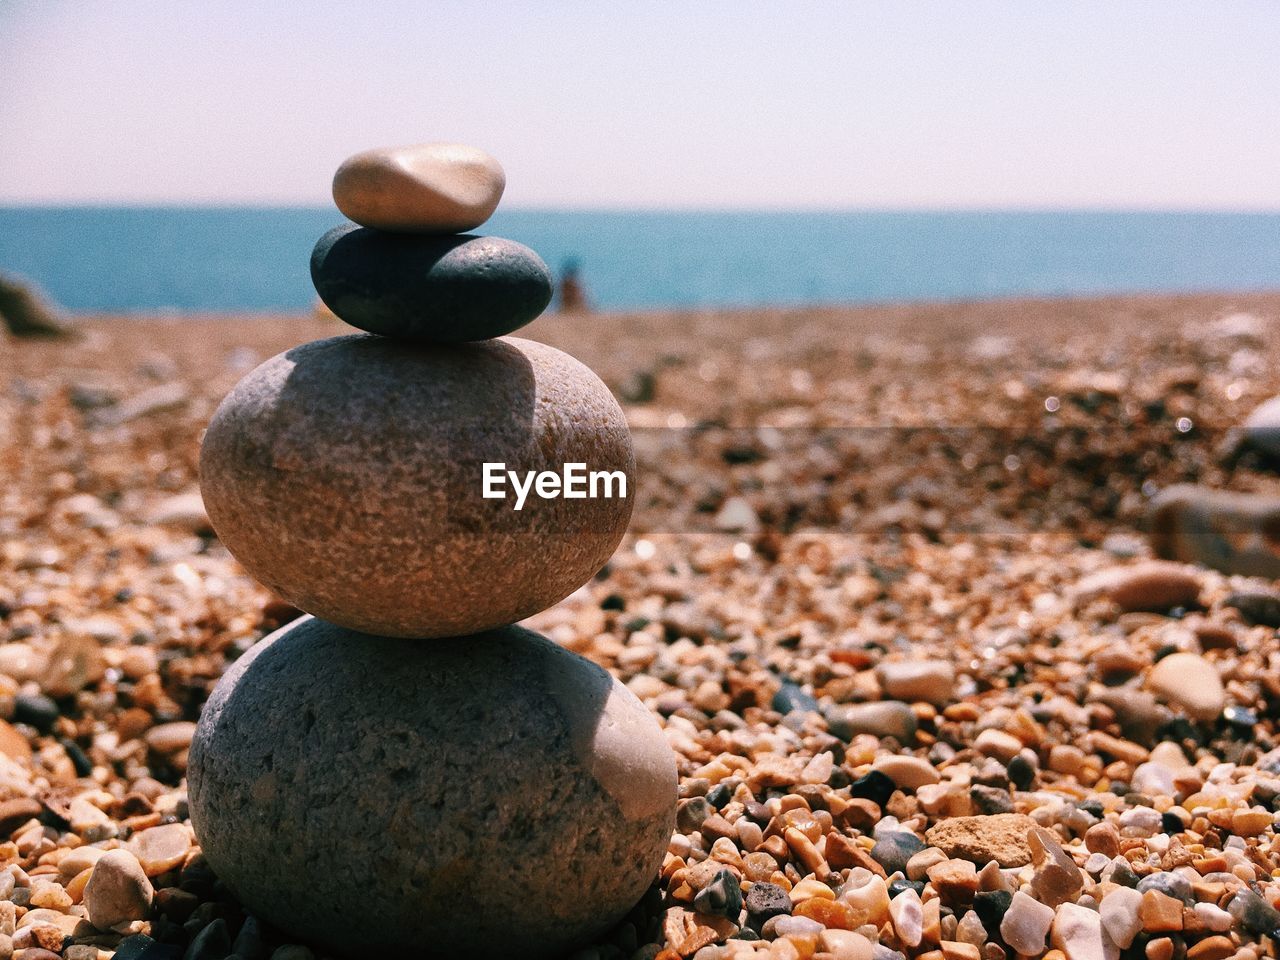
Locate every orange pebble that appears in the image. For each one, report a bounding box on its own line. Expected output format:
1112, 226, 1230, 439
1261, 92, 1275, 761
795, 897, 858, 929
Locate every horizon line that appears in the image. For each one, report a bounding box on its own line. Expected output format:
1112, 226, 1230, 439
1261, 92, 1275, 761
3, 201, 1280, 216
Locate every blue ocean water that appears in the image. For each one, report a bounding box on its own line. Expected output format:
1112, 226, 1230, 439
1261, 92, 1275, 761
0, 207, 1277, 313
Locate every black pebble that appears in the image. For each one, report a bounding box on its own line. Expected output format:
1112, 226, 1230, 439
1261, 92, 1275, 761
1006, 754, 1036, 791
705, 783, 732, 809
310, 224, 552, 342
849, 770, 896, 808
973, 889, 1013, 934
888, 878, 925, 899
13, 694, 59, 733
1160, 811, 1184, 835
183, 918, 231, 960
60, 738, 93, 777
114, 935, 183, 960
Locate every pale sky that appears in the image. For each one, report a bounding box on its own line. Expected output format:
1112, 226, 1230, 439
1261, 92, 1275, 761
2, 1, 1278, 209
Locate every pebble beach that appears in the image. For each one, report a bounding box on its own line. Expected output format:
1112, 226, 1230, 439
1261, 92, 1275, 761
3, 290, 1280, 960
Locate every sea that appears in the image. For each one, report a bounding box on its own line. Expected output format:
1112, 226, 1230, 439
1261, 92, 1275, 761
1, 207, 1278, 313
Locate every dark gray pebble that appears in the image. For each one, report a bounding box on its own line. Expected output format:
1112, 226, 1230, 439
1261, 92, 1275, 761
1225, 588, 1280, 627
183, 918, 231, 960
705, 783, 732, 809
1137, 871, 1193, 905
970, 783, 1014, 815
310, 224, 552, 342
772, 682, 819, 716
888, 879, 925, 899
870, 832, 926, 876
1229, 889, 1280, 935
1109, 859, 1140, 888
14, 693, 59, 733
693, 869, 743, 919
744, 881, 791, 924
676, 797, 712, 832
120, 937, 183, 960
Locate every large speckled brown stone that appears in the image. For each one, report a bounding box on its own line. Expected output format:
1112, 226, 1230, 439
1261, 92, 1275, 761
199, 335, 634, 638
187, 618, 676, 960
925, 813, 1036, 867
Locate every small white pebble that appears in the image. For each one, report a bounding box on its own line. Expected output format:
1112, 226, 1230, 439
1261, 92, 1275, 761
1194, 901, 1233, 932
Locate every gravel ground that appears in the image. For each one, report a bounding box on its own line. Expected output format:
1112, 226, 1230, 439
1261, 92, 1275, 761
2, 292, 1280, 960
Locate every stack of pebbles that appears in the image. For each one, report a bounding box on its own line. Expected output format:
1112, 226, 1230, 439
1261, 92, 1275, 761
189, 144, 677, 959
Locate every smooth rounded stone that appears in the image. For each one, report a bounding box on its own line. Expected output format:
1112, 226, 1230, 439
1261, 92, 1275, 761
200, 335, 633, 638
1050, 902, 1114, 960
1224, 586, 1280, 627
1005, 753, 1037, 791
1000, 891, 1054, 957
1146, 652, 1225, 722
188, 618, 676, 960
925, 814, 1036, 868
825, 702, 916, 744
185, 918, 231, 960
1244, 394, 1280, 458
310, 225, 551, 342
1089, 688, 1171, 746
332, 143, 505, 233
1129, 761, 1176, 798
144, 722, 196, 755
125, 823, 191, 877
872, 755, 940, 790
1075, 561, 1202, 613
870, 832, 926, 876
888, 887, 923, 948
819, 930, 874, 960
1148, 485, 1280, 579
83, 849, 153, 930
876, 661, 955, 706
973, 729, 1022, 762
1098, 887, 1142, 949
